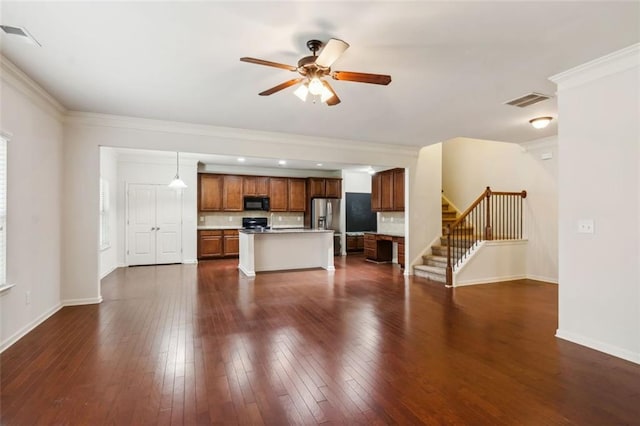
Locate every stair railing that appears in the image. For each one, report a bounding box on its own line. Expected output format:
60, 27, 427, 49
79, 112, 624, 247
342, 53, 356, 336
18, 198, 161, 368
444, 187, 527, 286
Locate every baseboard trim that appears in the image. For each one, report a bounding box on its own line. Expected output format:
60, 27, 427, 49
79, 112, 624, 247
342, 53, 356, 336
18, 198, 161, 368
556, 329, 640, 365
526, 274, 558, 284
0, 303, 63, 353
62, 297, 103, 306
454, 274, 527, 287
99, 265, 118, 280
183, 259, 198, 264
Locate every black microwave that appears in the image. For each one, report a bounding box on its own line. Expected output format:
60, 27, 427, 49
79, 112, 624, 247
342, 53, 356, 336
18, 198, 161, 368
244, 196, 270, 211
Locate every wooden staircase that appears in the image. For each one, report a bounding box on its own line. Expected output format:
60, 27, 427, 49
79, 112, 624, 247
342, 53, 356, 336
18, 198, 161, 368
414, 199, 472, 283
414, 188, 528, 286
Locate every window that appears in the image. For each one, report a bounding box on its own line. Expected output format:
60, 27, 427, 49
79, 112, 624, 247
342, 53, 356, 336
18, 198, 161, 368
99, 177, 110, 250
0, 136, 7, 288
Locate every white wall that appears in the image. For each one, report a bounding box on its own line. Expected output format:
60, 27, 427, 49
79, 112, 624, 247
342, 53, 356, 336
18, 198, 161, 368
99, 147, 118, 278
62, 113, 422, 301
442, 136, 558, 283
116, 152, 198, 266
0, 59, 65, 350
343, 171, 371, 193
551, 44, 639, 364
407, 144, 442, 269
454, 240, 528, 286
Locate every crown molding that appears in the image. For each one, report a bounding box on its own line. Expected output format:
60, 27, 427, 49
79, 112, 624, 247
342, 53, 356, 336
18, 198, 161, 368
549, 43, 640, 91
0, 55, 66, 119
65, 111, 421, 158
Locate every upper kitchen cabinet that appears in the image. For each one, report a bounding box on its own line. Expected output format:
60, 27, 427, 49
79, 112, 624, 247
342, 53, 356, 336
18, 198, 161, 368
269, 177, 288, 211
288, 178, 307, 212
308, 178, 342, 198
371, 168, 405, 212
243, 176, 269, 197
325, 179, 342, 198
199, 174, 223, 211
371, 173, 381, 211
223, 175, 243, 211
380, 171, 394, 211
393, 168, 405, 211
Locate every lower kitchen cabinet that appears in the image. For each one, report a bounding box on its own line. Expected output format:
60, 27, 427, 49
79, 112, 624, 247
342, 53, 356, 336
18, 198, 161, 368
198, 229, 239, 259
347, 235, 364, 252
198, 230, 223, 258
222, 229, 239, 256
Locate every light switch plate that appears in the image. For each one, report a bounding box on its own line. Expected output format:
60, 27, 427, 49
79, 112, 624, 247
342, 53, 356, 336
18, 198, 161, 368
578, 219, 594, 234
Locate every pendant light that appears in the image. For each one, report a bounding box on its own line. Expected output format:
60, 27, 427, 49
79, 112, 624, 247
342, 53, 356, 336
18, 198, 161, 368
168, 152, 187, 189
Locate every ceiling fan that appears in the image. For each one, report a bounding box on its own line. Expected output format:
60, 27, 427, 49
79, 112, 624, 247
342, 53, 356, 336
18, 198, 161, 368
240, 38, 391, 106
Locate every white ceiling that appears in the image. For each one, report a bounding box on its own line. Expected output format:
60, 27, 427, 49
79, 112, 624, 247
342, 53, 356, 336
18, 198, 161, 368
1, 1, 639, 147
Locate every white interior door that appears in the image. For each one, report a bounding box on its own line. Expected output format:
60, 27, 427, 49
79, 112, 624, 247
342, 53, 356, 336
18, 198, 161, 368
126, 184, 182, 266
155, 186, 182, 264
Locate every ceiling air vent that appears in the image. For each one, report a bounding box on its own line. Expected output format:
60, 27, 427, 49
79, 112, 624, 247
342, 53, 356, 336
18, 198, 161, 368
0, 25, 41, 46
504, 92, 551, 108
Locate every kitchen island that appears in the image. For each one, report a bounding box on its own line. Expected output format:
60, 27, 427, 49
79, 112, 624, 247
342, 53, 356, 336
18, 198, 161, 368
238, 229, 335, 277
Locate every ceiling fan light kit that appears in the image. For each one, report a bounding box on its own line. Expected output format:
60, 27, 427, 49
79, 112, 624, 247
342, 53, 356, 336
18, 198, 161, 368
240, 38, 392, 106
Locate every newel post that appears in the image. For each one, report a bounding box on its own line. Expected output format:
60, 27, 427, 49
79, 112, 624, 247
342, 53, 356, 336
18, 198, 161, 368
445, 225, 453, 286
484, 186, 493, 240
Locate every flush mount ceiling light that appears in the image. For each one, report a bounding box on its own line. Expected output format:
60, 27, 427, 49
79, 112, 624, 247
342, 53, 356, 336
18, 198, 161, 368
168, 152, 187, 189
240, 38, 391, 106
529, 116, 553, 129
237, 157, 246, 162
278, 160, 287, 166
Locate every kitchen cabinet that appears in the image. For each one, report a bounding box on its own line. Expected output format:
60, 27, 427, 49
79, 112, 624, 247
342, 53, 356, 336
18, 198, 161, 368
222, 229, 239, 256
198, 230, 223, 258
347, 235, 364, 252
380, 171, 394, 211
198, 229, 240, 259
393, 169, 405, 211
371, 168, 404, 212
364, 233, 405, 268
325, 179, 342, 198
288, 178, 307, 212
307, 178, 342, 199
199, 174, 223, 211
371, 173, 381, 211
269, 178, 288, 211
223, 175, 243, 211
243, 176, 269, 197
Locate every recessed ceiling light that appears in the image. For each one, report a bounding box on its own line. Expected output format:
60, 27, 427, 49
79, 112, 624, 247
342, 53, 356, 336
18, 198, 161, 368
529, 116, 553, 129
237, 157, 245, 162
316, 163, 323, 167
278, 160, 287, 165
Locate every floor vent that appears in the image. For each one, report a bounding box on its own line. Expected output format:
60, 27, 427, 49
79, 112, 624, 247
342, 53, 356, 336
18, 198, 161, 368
504, 92, 551, 108
0, 25, 41, 46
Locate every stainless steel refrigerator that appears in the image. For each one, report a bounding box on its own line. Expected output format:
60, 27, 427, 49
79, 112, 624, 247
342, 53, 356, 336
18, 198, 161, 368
311, 198, 341, 255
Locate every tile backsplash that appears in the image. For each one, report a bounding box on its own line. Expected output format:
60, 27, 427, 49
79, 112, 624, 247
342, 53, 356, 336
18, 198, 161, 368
377, 212, 405, 235
199, 211, 304, 228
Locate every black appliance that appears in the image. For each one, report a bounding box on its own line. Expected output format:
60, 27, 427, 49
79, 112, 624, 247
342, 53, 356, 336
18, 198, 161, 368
242, 217, 268, 229
244, 196, 270, 211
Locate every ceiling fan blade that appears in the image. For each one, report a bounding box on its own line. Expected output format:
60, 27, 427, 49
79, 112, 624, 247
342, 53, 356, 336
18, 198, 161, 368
258, 78, 304, 96
315, 38, 350, 69
322, 80, 341, 106
332, 71, 392, 85
240, 57, 297, 71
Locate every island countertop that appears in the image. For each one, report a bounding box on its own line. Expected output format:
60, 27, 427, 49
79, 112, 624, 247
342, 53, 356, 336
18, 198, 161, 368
239, 228, 334, 235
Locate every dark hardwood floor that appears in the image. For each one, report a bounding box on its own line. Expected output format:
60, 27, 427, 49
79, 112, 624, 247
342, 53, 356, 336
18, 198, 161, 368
2, 254, 639, 424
